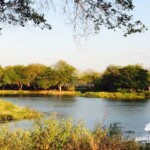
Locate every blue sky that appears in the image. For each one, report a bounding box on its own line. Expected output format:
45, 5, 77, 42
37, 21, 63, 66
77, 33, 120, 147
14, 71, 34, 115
0, 0, 150, 72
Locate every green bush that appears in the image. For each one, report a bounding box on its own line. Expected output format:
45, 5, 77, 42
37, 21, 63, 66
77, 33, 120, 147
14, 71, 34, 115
0, 116, 141, 150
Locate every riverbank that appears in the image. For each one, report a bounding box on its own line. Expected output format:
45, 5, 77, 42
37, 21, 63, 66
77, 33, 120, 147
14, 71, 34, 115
80, 91, 150, 100
0, 90, 150, 100
0, 116, 143, 150
0, 90, 77, 97
0, 99, 42, 123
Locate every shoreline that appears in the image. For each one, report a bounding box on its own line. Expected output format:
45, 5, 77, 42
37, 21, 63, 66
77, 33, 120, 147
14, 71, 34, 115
79, 91, 150, 100
0, 90, 150, 100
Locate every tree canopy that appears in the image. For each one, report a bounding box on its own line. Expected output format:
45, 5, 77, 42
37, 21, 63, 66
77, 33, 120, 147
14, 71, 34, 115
0, 0, 147, 36
100, 65, 150, 92
100, 65, 121, 91
53, 60, 76, 92
0, 62, 149, 92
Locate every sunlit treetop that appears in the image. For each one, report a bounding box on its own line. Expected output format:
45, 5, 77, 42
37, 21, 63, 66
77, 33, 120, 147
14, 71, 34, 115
0, 0, 147, 36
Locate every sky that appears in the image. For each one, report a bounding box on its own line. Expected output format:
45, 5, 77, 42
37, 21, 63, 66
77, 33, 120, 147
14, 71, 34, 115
0, 0, 150, 72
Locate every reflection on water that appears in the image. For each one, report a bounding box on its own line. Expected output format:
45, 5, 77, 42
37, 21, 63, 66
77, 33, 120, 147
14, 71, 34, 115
1, 96, 150, 138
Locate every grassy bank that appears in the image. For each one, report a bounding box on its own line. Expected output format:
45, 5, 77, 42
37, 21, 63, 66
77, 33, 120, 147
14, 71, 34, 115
80, 91, 150, 100
0, 116, 144, 150
0, 90, 77, 97
0, 90, 150, 100
0, 99, 42, 123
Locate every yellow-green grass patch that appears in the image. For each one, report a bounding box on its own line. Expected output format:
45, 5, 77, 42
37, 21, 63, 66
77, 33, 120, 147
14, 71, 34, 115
0, 99, 42, 123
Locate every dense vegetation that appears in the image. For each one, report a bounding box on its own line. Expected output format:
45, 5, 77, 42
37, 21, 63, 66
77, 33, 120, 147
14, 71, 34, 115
0, 61, 149, 93
0, 99, 41, 123
99, 65, 150, 92
0, 116, 145, 150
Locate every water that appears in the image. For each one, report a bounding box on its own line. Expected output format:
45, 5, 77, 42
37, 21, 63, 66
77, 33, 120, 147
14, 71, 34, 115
2, 96, 150, 139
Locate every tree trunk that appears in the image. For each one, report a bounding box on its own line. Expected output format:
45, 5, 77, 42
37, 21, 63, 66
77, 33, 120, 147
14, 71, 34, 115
58, 85, 62, 92
33, 84, 37, 90
19, 84, 23, 90
17, 82, 23, 91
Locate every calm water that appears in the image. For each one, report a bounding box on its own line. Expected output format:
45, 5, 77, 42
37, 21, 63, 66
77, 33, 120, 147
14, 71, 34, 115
2, 96, 150, 138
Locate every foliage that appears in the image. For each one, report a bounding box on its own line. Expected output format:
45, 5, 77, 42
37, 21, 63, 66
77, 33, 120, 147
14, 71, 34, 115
79, 70, 101, 84
118, 65, 150, 91
0, 0, 147, 36
0, 66, 3, 87
1, 66, 17, 87
76, 70, 102, 92
0, 63, 149, 93
100, 65, 121, 91
0, 99, 42, 123
24, 64, 46, 90
35, 67, 57, 90
0, 0, 51, 33
100, 65, 150, 92
53, 60, 76, 92
13, 65, 27, 90
0, 116, 141, 150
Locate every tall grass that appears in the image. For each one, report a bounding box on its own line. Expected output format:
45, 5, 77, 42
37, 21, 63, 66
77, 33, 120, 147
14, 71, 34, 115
0, 90, 149, 100
0, 100, 42, 122
0, 116, 141, 150
80, 91, 150, 100
0, 90, 77, 97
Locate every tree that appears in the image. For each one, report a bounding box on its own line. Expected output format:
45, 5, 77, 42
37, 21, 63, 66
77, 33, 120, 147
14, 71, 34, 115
2, 66, 17, 89
78, 69, 101, 90
35, 67, 57, 90
100, 65, 150, 92
53, 60, 76, 92
0, 0, 147, 36
118, 65, 149, 91
0, 66, 3, 89
100, 65, 121, 91
13, 65, 27, 90
148, 69, 150, 91
24, 64, 46, 90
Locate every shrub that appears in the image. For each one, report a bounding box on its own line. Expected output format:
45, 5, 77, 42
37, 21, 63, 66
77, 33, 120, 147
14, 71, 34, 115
0, 116, 141, 150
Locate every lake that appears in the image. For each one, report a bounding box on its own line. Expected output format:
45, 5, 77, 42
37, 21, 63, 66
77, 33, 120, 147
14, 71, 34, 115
2, 96, 150, 139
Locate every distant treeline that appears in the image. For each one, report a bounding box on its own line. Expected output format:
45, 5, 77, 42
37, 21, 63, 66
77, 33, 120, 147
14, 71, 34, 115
0, 60, 149, 92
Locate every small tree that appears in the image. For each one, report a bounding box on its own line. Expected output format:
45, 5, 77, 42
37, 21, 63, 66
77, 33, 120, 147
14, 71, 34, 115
101, 65, 121, 91
35, 67, 57, 90
78, 70, 101, 91
53, 60, 76, 92
24, 64, 46, 90
13, 65, 27, 90
2, 66, 17, 90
